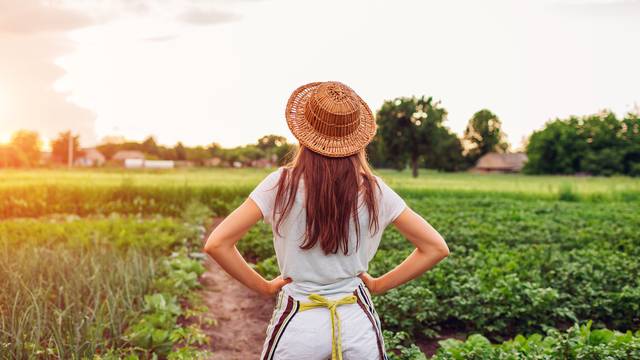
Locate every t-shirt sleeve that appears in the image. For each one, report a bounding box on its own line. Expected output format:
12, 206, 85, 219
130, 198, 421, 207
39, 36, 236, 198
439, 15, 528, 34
376, 176, 408, 227
248, 167, 283, 224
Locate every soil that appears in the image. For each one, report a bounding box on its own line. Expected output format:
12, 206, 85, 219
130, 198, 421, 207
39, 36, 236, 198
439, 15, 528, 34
198, 218, 276, 360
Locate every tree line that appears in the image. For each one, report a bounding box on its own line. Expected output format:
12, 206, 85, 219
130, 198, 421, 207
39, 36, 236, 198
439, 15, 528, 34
0, 132, 296, 168
366, 96, 639, 177
2, 95, 638, 177
366, 96, 509, 176
524, 111, 640, 176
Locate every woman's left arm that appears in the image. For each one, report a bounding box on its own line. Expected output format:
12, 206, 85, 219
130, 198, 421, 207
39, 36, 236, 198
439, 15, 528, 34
202, 198, 291, 297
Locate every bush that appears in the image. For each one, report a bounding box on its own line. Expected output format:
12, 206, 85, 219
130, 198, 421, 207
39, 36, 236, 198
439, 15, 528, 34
433, 321, 640, 360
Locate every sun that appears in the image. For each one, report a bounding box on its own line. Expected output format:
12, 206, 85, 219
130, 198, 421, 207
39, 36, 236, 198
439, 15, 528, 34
0, 132, 10, 144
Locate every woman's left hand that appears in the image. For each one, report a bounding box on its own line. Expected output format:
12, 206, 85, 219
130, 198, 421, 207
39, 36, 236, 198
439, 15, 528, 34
358, 272, 383, 295
260, 275, 292, 297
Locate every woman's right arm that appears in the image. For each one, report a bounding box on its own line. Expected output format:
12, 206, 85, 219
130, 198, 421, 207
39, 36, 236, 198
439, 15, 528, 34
359, 207, 449, 294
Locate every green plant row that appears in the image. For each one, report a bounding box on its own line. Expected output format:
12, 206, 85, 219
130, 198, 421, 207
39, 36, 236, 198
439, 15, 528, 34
0, 204, 213, 359
0, 214, 201, 254
103, 202, 215, 359
433, 320, 640, 360
384, 321, 640, 360
96, 252, 211, 360
0, 184, 248, 219
0, 240, 156, 359
248, 195, 640, 341
1, 178, 638, 219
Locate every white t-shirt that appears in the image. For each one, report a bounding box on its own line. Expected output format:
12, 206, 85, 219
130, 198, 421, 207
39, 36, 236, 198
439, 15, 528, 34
248, 166, 407, 298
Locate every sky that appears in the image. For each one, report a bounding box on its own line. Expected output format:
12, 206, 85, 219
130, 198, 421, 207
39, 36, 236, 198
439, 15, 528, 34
0, 0, 639, 150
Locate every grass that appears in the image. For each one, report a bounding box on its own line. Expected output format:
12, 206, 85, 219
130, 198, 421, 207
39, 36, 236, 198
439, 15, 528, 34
1, 167, 638, 196
0, 213, 210, 359
0, 230, 156, 359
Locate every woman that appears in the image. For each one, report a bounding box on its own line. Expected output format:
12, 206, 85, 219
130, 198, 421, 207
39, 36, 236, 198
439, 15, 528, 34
203, 81, 449, 360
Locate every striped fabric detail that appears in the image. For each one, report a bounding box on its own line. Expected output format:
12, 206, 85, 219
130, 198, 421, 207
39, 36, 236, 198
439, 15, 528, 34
356, 284, 382, 330
261, 294, 300, 360
353, 285, 388, 360
265, 290, 285, 333
357, 283, 387, 358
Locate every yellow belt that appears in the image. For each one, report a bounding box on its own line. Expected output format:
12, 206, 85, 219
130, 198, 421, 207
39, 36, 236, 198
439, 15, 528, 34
298, 293, 357, 360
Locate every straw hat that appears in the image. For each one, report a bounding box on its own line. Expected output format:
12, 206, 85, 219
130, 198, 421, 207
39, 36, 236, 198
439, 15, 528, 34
285, 81, 377, 158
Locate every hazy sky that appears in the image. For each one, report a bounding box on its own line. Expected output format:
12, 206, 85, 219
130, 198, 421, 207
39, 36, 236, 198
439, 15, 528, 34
1, 0, 639, 149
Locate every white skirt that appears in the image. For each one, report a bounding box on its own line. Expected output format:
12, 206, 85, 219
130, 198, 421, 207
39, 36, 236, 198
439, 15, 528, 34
260, 278, 388, 360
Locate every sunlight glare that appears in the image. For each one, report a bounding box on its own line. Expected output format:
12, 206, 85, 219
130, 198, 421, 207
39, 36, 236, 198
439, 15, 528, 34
0, 132, 10, 144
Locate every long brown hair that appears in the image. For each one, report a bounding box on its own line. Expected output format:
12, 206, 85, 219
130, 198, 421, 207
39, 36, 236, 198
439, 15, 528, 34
271, 145, 381, 256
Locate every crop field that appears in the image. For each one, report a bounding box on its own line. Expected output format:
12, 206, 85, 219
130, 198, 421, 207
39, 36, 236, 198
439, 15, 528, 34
0, 204, 213, 359
2, 168, 640, 198
1, 168, 639, 359
246, 192, 640, 358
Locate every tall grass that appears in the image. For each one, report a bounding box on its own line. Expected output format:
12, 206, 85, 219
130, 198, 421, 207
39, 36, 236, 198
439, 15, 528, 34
0, 243, 155, 359
0, 211, 209, 359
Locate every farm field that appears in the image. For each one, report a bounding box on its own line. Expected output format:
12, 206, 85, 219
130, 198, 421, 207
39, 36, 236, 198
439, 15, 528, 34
1, 168, 639, 359
0, 206, 213, 359
2, 168, 640, 199
246, 192, 640, 358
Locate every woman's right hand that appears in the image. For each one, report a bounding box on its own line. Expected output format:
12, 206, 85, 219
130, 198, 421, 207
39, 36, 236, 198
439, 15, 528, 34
260, 275, 292, 297
358, 272, 384, 295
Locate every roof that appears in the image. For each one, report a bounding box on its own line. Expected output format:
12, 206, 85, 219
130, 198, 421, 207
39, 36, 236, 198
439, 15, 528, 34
112, 150, 145, 160
475, 152, 528, 171
80, 148, 105, 161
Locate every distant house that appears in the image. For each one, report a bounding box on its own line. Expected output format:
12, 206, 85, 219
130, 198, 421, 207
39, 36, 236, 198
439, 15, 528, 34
473, 152, 528, 173
250, 158, 275, 168
203, 157, 222, 167
112, 150, 145, 163
124, 159, 175, 169
144, 160, 175, 169
75, 148, 106, 167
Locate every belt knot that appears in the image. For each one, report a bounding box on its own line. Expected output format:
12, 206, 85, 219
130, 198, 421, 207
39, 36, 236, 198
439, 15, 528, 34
298, 293, 357, 360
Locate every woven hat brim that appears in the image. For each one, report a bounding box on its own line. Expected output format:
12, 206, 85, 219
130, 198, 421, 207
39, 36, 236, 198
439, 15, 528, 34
285, 82, 377, 158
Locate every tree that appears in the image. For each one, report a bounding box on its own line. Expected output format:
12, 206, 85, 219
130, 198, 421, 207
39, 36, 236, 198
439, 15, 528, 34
463, 109, 509, 164
257, 134, 291, 164
524, 119, 583, 174
208, 142, 223, 158
9, 130, 41, 167
376, 96, 462, 177
620, 112, 640, 176
185, 145, 211, 164
524, 110, 637, 176
257, 135, 287, 152
174, 142, 187, 161
274, 143, 296, 165
366, 134, 390, 168
424, 127, 467, 172
142, 136, 159, 156
51, 131, 81, 165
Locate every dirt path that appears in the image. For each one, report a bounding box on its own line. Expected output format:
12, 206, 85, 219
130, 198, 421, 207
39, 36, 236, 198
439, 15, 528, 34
199, 218, 276, 360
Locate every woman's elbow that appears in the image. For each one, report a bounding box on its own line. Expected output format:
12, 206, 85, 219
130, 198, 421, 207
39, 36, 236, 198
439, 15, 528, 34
434, 237, 450, 258
438, 243, 450, 258
203, 238, 223, 255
